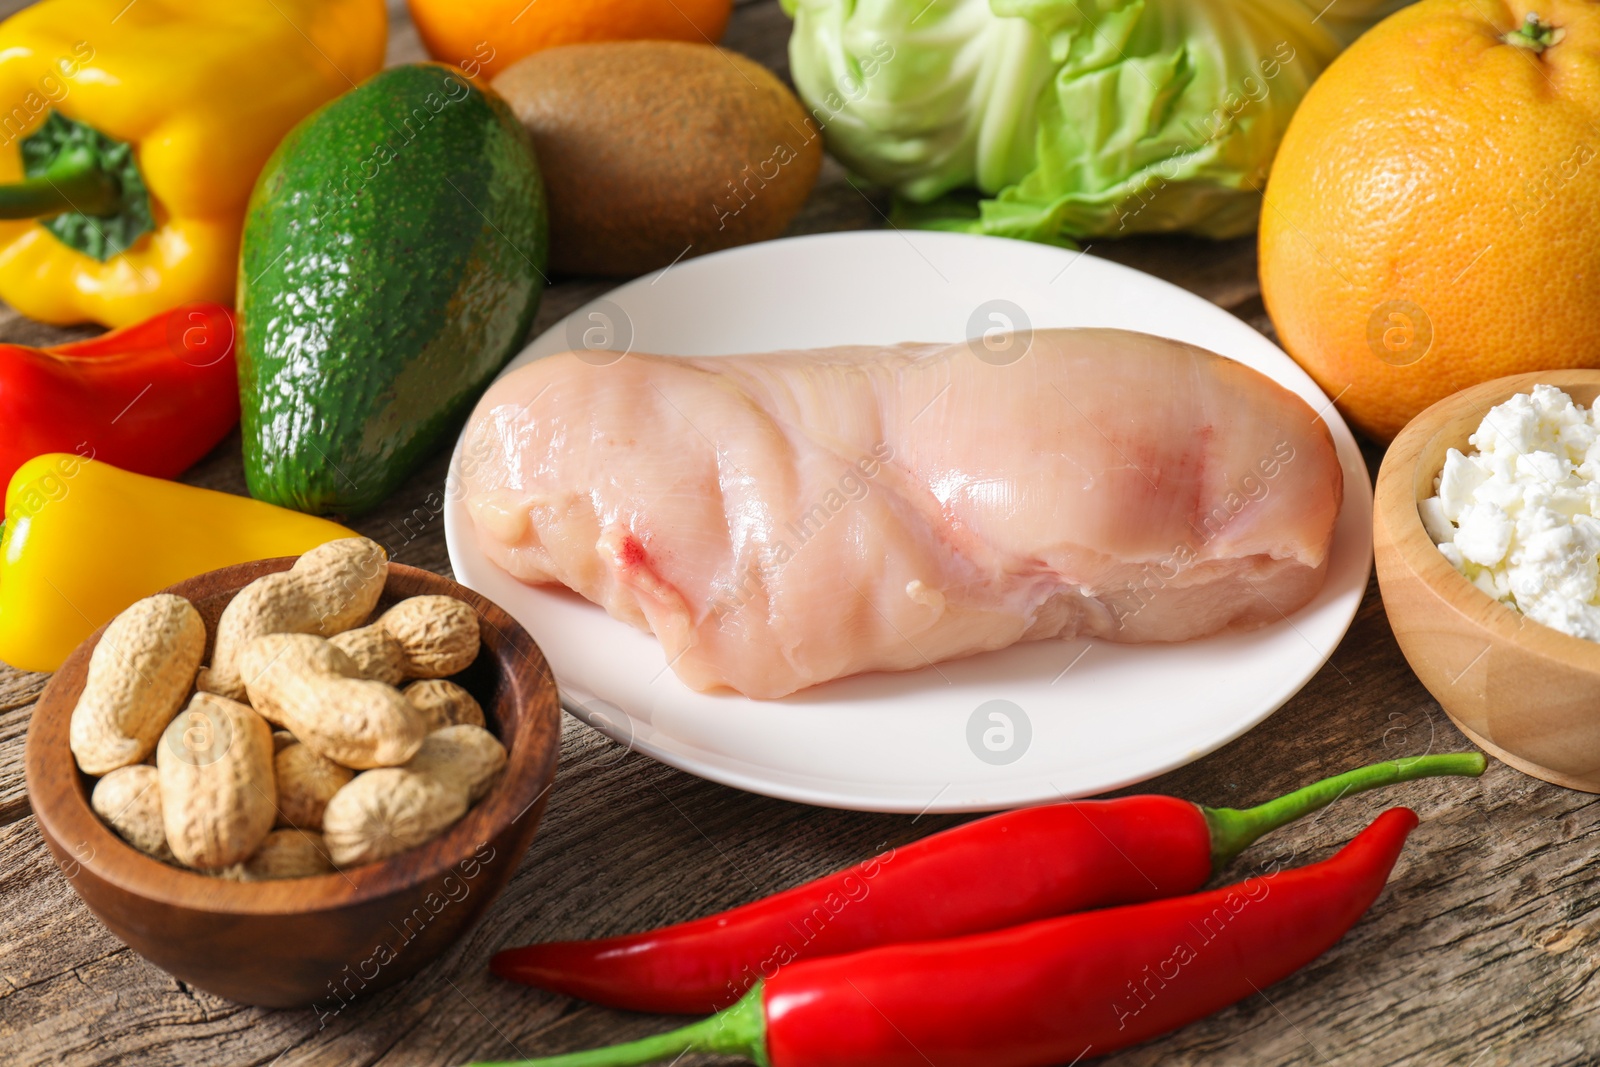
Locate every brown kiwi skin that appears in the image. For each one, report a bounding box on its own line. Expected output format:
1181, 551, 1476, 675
493, 41, 823, 277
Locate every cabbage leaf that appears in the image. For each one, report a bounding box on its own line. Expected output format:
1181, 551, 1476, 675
783, 0, 1410, 243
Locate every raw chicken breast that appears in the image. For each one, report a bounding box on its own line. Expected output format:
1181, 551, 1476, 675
460, 328, 1343, 699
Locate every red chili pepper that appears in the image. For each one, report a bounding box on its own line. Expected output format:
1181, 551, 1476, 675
0, 303, 238, 490
473, 808, 1419, 1067
491, 753, 1480, 1014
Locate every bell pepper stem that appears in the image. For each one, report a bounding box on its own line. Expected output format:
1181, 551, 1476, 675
1205, 751, 1487, 869
0, 144, 120, 220
467, 983, 769, 1067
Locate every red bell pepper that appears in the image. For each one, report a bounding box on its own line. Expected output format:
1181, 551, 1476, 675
491, 753, 1482, 1014
473, 808, 1420, 1067
0, 303, 238, 490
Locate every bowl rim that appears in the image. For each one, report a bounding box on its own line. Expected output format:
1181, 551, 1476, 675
24, 558, 562, 917
1378, 367, 1600, 671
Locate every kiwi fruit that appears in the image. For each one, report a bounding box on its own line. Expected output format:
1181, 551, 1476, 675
493, 41, 822, 277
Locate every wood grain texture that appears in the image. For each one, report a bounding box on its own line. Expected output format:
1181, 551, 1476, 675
0, 0, 1596, 1064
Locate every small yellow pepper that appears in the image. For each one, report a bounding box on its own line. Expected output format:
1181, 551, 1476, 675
0, 0, 387, 327
0, 453, 359, 673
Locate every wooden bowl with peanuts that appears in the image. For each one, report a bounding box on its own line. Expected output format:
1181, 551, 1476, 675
23, 542, 561, 1008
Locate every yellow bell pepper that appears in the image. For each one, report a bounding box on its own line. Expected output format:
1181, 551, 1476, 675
0, 0, 387, 327
0, 453, 359, 673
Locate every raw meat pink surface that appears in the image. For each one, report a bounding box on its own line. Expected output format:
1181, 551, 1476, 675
459, 328, 1344, 699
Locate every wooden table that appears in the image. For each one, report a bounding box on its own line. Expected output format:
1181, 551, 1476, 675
3, 2, 1598, 1064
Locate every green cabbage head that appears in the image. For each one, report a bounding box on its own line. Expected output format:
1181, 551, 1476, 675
782, 0, 1409, 243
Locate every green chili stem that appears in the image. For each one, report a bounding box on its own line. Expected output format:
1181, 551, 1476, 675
0, 144, 120, 220
1205, 751, 1487, 869
468, 984, 769, 1067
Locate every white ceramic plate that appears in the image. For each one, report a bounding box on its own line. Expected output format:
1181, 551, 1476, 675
444, 231, 1372, 813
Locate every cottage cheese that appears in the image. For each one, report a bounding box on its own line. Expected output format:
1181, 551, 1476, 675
1422, 384, 1600, 640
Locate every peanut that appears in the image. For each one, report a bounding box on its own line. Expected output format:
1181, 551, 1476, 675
329, 596, 480, 685
240, 633, 425, 769
405, 725, 507, 804
322, 768, 467, 866
274, 742, 354, 830
324, 625, 402, 685
90, 765, 173, 862
403, 679, 486, 732
157, 693, 276, 869
70, 595, 205, 775
202, 537, 387, 700
239, 829, 336, 880
272, 729, 298, 753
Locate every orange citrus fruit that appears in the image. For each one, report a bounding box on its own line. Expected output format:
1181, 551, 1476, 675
406, 0, 734, 83
1261, 0, 1600, 441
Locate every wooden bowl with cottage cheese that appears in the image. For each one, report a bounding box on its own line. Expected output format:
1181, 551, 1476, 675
1375, 369, 1600, 792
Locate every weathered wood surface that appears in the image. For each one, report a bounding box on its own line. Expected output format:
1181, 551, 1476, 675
1, 1, 1598, 1064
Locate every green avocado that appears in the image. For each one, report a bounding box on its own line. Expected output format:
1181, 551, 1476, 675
239, 63, 547, 515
